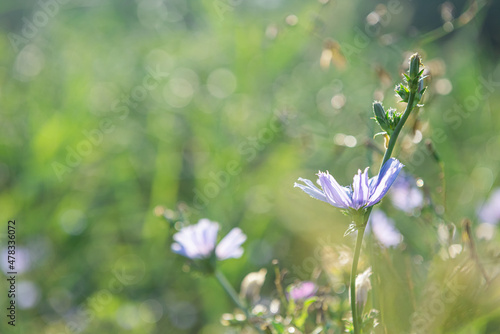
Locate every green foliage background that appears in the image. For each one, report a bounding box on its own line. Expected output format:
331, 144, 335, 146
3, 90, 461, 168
1, 0, 500, 333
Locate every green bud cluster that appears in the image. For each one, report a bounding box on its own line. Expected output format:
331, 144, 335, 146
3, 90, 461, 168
399, 53, 426, 104
395, 83, 410, 102
372, 102, 401, 136
373, 53, 426, 138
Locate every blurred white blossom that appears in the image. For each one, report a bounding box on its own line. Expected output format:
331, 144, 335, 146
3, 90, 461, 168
171, 219, 246, 260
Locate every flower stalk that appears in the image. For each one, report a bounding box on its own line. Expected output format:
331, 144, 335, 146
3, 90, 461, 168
381, 53, 424, 168
380, 92, 416, 167
215, 269, 264, 334
351, 53, 424, 334
350, 214, 368, 334
294, 52, 426, 334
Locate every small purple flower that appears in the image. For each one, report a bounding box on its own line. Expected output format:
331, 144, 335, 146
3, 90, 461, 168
295, 158, 404, 211
478, 188, 500, 225
287, 281, 317, 301
367, 210, 403, 247
171, 219, 247, 260
389, 171, 423, 213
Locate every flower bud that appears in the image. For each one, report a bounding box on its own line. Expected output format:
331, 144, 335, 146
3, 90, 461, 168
418, 78, 424, 93
373, 102, 385, 119
373, 102, 390, 133
395, 83, 409, 102
355, 267, 372, 315
240, 268, 267, 303
409, 53, 421, 79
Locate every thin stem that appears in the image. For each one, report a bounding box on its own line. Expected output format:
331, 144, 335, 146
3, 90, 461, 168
350, 223, 367, 334
369, 84, 419, 322
215, 269, 249, 315
272, 260, 288, 313
380, 92, 416, 168
214, 269, 263, 333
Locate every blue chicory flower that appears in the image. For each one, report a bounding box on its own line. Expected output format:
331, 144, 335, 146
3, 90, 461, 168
294, 158, 404, 211
367, 209, 403, 247
171, 219, 247, 260
287, 281, 317, 301
389, 171, 423, 213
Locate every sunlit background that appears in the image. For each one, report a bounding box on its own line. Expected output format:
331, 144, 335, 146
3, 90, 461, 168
1, 0, 500, 333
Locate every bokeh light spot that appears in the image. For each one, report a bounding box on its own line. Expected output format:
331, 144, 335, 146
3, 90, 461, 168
366, 12, 380, 25
139, 299, 164, 323
435, 78, 452, 95
14, 44, 44, 80
344, 135, 357, 147
18, 281, 40, 309
331, 93, 346, 109
285, 15, 298, 26
116, 304, 141, 329
476, 223, 495, 240
207, 68, 237, 99
1, 247, 31, 274
163, 68, 199, 108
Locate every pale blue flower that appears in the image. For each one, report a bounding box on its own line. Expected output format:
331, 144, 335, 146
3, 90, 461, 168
389, 171, 423, 213
171, 219, 246, 260
367, 210, 403, 247
295, 158, 404, 211
478, 188, 500, 225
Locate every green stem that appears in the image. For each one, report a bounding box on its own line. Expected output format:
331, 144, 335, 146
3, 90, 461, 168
215, 269, 249, 315
381, 92, 417, 168
215, 269, 263, 333
350, 222, 367, 334
272, 260, 288, 314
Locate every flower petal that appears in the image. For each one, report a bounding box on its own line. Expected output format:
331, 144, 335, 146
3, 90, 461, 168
352, 168, 370, 209
367, 158, 404, 206
194, 219, 219, 257
478, 188, 500, 224
368, 209, 403, 247
288, 281, 317, 301
171, 242, 188, 257
172, 226, 201, 258
388, 171, 423, 212
172, 219, 219, 259
294, 177, 328, 203
317, 171, 352, 209
215, 228, 247, 260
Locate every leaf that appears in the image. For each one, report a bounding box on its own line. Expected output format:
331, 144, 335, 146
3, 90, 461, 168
287, 297, 296, 315
373, 131, 387, 138
294, 297, 317, 329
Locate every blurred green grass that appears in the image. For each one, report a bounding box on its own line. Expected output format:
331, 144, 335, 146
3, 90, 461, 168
1, 0, 500, 333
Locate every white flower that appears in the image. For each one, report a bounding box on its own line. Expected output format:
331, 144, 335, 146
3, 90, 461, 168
171, 219, 246, 260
